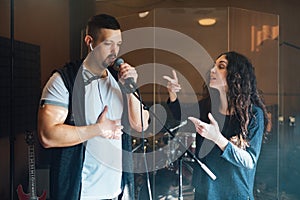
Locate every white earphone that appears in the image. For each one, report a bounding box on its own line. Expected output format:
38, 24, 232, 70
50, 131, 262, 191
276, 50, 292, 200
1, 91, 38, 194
89, 43, 94, 51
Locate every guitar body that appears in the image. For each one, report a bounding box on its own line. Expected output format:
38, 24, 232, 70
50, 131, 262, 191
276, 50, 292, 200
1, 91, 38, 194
17, 184, 47, 200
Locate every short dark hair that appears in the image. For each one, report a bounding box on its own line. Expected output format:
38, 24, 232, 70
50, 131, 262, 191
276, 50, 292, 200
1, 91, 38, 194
86, 14, 121, 41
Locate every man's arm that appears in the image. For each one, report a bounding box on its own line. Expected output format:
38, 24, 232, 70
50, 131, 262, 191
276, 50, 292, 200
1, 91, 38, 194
38, 104, 123, 148
126, 92, 149, 132
117, 62, 149, 132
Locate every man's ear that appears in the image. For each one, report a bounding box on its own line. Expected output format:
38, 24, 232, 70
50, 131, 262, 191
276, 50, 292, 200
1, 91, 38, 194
84, 35, 93, 46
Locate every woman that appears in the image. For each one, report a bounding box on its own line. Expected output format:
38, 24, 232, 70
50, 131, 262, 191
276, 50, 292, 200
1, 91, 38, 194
189, 52, 268, 200
164, 51, 268, 200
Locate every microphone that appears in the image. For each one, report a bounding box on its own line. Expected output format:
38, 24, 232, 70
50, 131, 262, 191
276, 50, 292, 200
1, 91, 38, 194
169, 120, 188, 132
113, 58, 137, 93
112, 57, 124, 70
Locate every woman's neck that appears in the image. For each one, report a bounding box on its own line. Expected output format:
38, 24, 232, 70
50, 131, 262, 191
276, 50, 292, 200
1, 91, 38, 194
219, 91, 229, 115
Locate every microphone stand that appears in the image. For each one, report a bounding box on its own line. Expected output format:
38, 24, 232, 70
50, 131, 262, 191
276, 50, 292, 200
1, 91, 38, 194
10, 0, 15, 199
178, 156, 183, 200
129, 89, 216, 198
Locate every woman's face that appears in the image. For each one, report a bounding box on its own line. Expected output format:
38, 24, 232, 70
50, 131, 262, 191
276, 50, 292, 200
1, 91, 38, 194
209, 54, 228, 92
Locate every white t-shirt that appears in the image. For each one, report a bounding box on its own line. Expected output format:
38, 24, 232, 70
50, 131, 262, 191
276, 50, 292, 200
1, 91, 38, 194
40, 66, 123, 199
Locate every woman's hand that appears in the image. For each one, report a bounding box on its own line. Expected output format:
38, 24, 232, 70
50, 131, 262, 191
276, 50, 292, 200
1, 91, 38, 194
163, 70, 181, 102
188, 113, 220, 142
188, 113, 228, 150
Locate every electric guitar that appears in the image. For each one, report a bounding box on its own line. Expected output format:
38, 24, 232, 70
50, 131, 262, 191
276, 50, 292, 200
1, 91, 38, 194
17, 131, 47, 200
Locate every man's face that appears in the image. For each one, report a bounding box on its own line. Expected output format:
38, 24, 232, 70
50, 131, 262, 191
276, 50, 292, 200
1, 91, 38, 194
93, 28, 122, 68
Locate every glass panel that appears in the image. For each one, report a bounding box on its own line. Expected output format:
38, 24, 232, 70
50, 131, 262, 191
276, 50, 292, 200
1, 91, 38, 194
118, 7, 282, 199
119, 9, 228, 199
228, 7, 280, 199
279, 23, 300, 200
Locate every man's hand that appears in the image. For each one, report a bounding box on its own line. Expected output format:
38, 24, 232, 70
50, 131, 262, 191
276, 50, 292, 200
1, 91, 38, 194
96, 106, 123, 139
118, 62, 138, 85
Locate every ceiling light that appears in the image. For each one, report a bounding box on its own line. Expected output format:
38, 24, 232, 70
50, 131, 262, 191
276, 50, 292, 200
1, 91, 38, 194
198, 18, 216, 26
138, 11, 149, 18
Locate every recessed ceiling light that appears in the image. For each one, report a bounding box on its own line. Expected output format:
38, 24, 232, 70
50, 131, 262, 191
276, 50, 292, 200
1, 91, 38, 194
198, 18, 216, 26
138, 11, 149, 18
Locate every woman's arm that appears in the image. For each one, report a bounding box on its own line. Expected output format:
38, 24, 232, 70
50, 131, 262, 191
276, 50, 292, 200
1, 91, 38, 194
189, 107, 264, 169
221, 107, 264, 169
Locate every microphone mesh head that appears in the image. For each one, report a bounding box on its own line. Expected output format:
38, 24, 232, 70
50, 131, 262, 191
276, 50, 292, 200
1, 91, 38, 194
115, 58, 124, 68
112, 58, 124, 71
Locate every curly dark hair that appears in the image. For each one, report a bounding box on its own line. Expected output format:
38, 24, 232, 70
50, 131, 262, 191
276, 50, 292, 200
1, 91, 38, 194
205, 51, 269, 149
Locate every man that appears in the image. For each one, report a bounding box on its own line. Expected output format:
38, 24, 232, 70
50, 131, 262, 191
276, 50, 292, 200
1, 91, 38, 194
38, 14, 149, 200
